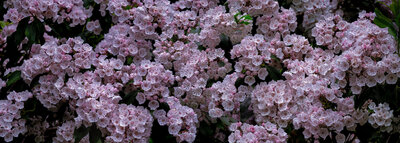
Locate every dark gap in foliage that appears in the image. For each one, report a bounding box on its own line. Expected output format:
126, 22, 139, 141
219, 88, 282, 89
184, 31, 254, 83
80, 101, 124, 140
277, 0, 291, 9
217, 34, 234, 66
0, 0, 5, 20
150, 119, 177, 143
169, 0, 179, 4
339, 0, 377, 22
251, 17, 258, 35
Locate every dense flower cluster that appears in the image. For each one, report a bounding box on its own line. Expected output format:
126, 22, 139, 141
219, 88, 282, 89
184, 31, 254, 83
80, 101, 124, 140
104, 105, 153, 143
1, 0, 400, 142
290, 0, 342, 29
3, 0, 92, 26
228, 122, 288, 142
368, 102, 394, 131
163, 97, 198, 143
0, 91, 32, 142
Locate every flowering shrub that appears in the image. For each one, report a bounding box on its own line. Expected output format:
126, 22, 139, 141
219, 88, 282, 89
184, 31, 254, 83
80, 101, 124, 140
1, 0, 400, 142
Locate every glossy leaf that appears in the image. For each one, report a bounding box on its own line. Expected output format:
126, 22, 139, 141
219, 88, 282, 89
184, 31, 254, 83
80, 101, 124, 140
6, 71, 21, 87
266, 66, 282, 81
240, 15, 252, 21
83, 0, 94, 9
74, 126, 89, 143
374, 8, 394, 29
89, 125, 103, 143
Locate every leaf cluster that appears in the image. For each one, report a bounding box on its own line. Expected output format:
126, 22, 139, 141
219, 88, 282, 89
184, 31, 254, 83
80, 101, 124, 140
374, 0, 400, 53
233, 12, 253, 25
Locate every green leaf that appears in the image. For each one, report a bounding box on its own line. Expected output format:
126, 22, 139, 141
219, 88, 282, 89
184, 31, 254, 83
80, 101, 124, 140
199, 121, 214, 137
234, 12, 241, 23
206, 79, 216, 88
224, 1, 228, 6
395, 14, 400, 29
266, 66, 282, 81
198, 45, 206, 51
374, 16, 394, 29
122, 5, 133, 10
270, 54, 281, 62
0, 21, 12, 29
6, 71, 21, 87
240, 21, 251, 25
119, 90, 139, 104
11, 17, 29, 45
21, 17, 45, 46
89, 125, 103, 143
234, 12, 241, 18
388, 26, 398, 38
389, 0, 400, 16
218, 61, 225, 67
240, 15, 252, 21
74, 126, 89, 143
125, 56, 133, 65
390, 3, 397, 17
374, 15, 397, 38
220, 117, 231, 126
171, 35, 178, 42
240, 97, 253, 122
190, 27, 201, 34
83, 0, 94, 9
25, 24, 36, 43
374, 8, 394, 28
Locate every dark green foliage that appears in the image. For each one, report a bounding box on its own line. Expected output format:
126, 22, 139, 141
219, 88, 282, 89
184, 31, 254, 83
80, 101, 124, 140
89, 125, 103, 143
193, 119, 232, 143
286, 125, 307, 143
119, 90, 140, 105
74, 126, 89, 143
355, 83, 400, 115
319, 96, 337, 111
83, 0, 95, 9
266, 65, 283, 81
125, 56, 134, 65
277, 0, 292, 9
45, 3, 112, 47
374, 0, 400, 53
5, 70, 21, 87
1, 17, 45, 75
240, 97, 253, 123
1, 71, 29, 99
73, 125, 104, 143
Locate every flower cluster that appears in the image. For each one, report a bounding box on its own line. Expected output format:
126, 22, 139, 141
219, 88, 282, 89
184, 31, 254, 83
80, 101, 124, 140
207, 73, 242, 118
163, 97, 198, 143
368, 102, 394, 132
104, 104, 153, 143
256, 7, 297, 39
200, 6, 252, 44
227, 0, 279, 16
228, 122, 288, 143
290, 0, 342, 29
0, 91, 32, 142
1, 0, 400, 142
86, 20, 102, 35
53, 121, 76, 142
3, 0, 92, 26
20, 36, 96, 83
